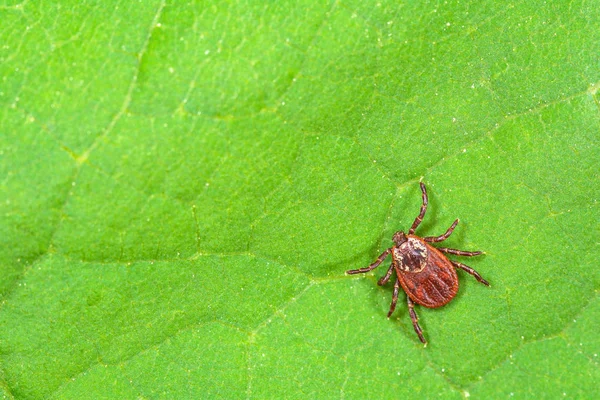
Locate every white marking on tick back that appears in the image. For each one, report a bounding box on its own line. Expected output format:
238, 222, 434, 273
411, 238, 427, 253
394, 238, 428, 272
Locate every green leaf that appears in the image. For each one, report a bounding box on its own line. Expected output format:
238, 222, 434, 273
1, 1, 599, 398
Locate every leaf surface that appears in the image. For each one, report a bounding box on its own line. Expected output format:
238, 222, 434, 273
1, 1, 599, 398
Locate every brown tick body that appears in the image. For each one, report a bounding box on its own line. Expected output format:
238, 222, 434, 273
346, 183, 489, 344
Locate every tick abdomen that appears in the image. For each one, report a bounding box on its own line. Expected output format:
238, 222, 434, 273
395, 237, 459, 308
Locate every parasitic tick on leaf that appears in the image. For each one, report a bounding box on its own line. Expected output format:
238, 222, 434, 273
346, 182, 489, 345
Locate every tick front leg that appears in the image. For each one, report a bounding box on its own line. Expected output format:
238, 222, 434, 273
452, 261, 490, 286
407, 296, 426, 344
408, 182, 428, 234
423, 219, 459, 243
377, 264, 394, 286
387, 279, 400, 317
437, 247, 483, 257
346, 248, 391, 275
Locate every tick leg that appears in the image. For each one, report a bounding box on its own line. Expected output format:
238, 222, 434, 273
452, 261, 490, 286
377, 264, 394, 286
437, 247, 483, 257
346, 248, 391, 275
387, 279, 401, 317
424, 219, 459, 243
407, 296, 427, 344
408, 182, 428, 234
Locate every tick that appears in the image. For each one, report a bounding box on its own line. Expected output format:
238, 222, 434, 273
346, 182, 489, 344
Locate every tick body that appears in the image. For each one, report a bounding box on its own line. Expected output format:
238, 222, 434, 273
346, 183, 489, 344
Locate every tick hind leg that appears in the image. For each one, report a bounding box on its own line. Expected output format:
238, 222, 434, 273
346, 249, 391, 275
408, 182, 428, 234
407, 296, 426, 344
424, 219, 459, 243
452, 261, 490, 286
